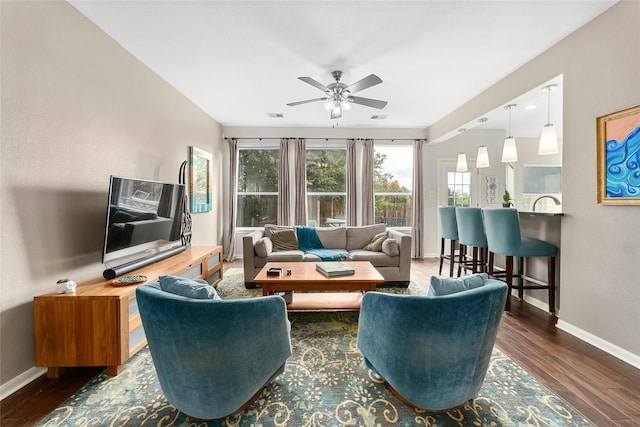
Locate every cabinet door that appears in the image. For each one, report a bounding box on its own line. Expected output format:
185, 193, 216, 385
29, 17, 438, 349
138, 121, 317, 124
181, 263, 204, 279
206, 250, 223, 286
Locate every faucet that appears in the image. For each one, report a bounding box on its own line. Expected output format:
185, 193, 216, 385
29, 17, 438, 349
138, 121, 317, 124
532, 195, 561, 212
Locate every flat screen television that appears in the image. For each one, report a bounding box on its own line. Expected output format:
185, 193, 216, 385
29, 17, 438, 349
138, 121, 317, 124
102, 176, 185, 267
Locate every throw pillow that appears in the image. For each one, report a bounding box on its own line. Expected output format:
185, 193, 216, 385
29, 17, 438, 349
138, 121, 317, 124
159, 275, 221, 300
255, 237, 272, 258
363, 231, 388, 252
270, 228, 299, 251
381, 238, 400, 256
428, 273, 488, 296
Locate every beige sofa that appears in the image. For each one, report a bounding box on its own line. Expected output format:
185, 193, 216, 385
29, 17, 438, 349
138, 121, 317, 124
242, 223, 411, 288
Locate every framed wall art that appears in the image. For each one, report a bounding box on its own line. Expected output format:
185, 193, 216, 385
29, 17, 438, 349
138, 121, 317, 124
189, 146, 212, 213
596, 104, 640, 205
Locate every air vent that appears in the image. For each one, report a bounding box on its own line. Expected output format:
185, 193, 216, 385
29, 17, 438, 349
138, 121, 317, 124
370, 114, 387, 120
267, 113, 284, 118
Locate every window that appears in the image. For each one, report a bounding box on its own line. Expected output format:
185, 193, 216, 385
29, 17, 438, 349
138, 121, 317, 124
306, 148, 346, 227
447, 171, 471, 207
374, 146, 412, 227
236, 149, 278, 227
522, 165, 562, 211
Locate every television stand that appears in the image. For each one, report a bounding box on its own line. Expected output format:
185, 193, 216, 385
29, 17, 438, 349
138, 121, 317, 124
33, 245, 222, 377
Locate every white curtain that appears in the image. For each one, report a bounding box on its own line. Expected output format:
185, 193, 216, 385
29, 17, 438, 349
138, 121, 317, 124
294, 138, 307, 225
411, 139, 424, 258
346, 139, 357, 226
224, 138, 238, 261
361, 139, 375, 225
278, 138, 291, 225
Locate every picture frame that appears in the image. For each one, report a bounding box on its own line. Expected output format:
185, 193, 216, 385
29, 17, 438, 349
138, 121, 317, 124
596, 104, 640, 205
189, 146, 212, 213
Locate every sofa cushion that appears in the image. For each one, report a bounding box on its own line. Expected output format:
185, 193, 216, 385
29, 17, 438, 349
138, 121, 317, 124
316, 227, 347, 249
381, 238, 400, 256
255, 237, 272, 258
253, 250, 305, 270
428, 273, 488, 296
363, 231, 388, 252
346, 224, 387, 250
159, 275, 220, 300
270, 228, 299, 251
264, 224, 294, 237
349, 249, 400, 267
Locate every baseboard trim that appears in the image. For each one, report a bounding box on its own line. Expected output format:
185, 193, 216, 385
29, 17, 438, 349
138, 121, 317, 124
556, 319, 640, 370
0, 366, 46, 401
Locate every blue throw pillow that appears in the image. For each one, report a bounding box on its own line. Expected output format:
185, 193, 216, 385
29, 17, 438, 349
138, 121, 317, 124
428, 273, 488, 296
159, 275, 221, 300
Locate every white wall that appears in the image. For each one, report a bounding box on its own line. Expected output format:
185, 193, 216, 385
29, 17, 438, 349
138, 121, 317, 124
426, 2, 640, 367
0, 1, 223, 396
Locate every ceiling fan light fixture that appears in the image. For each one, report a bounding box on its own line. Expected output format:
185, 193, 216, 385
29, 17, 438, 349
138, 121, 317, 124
330, 103, 342, 119
288, 71, 387, 120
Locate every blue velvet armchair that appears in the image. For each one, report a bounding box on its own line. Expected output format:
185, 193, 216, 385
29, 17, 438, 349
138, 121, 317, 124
357, 277, 507, 411
136, 282, 291, 420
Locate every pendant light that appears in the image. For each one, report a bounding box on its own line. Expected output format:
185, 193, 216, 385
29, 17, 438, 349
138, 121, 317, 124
476, 117, 490, 168
502, 104, 518, 163
539, 84, 559, 155
456, 128, 468, 172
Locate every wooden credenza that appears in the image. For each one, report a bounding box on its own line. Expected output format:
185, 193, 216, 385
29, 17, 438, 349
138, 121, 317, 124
33, 245, 223, 377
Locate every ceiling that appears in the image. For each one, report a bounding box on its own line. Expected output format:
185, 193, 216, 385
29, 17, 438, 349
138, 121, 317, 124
69, 1, 616, 137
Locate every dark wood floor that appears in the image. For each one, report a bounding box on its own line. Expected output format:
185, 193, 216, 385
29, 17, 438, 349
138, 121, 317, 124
2, 258, 639, 426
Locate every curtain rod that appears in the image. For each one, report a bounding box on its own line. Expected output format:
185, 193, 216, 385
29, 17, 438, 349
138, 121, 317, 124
224, 137, 427, 142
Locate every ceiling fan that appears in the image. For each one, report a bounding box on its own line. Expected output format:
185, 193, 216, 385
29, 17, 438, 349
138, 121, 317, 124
287, 71, 388, 119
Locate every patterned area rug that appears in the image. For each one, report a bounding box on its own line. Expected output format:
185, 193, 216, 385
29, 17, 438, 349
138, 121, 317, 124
36, 269, 592, 427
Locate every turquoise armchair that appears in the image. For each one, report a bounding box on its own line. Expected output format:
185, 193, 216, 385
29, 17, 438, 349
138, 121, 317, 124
357, 277, 507, 411
136, 282, 291, 420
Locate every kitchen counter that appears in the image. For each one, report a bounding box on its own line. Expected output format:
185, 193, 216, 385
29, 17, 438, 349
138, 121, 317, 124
519, 211, 564, 217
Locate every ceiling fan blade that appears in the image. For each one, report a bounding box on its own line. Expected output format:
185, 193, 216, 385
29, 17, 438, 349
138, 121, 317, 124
347, 74, 382, 93
349, 96, 388, 109
287, 97, 328, 107
298, 77, 329, 92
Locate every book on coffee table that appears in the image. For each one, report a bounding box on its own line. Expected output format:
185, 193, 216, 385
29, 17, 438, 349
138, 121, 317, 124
316, 262, 356, 277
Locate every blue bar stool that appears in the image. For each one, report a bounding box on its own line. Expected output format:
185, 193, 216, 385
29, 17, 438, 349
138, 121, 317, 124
437, 206, 460, 277
455, 207, 488, 274
482, 208, 557, 313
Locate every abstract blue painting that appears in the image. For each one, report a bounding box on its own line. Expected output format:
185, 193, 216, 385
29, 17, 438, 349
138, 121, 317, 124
597, 104, 640, 205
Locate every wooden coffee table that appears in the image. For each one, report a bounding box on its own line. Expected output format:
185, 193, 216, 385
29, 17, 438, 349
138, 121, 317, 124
254, 261, 384, 311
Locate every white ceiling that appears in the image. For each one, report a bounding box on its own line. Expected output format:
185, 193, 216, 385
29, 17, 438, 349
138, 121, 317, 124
69, 1, 616, 137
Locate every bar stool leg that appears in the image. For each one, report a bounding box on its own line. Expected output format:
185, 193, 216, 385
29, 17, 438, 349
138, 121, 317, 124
469, 246, 477, 273
488, 251, 494, 276
439, 238, 445, 275
518, 257, 525, 300
505, 255, 514, 311
449, 240, 456, 277
481, 248, 488, 273
548, 256, 556, 313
